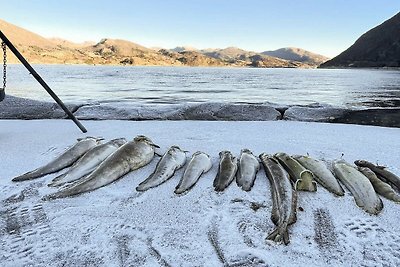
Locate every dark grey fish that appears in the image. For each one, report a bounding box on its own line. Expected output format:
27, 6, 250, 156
259, 153, 297, 245
213, 151, 237, 192
355, 160, 400, 190
358, 166, 400, 203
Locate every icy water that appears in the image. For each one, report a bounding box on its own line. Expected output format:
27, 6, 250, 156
5, 65, 400, 108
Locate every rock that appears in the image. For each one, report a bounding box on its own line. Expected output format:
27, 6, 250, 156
0, 95, 78, 119
74, 102, 281, 121
332, 109, 400, 128
74, 103, 180, 120
283, 105, 347, 122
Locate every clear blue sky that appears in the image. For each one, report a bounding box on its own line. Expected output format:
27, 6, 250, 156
1, 0, 399, 57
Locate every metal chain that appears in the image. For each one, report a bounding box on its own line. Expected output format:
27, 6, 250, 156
1, 41, 6, 91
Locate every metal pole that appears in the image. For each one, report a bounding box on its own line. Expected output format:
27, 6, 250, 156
0, 30, 87, 133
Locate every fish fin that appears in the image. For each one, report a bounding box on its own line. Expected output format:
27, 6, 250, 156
289, 195, 298, 225
213, 172, 219, 187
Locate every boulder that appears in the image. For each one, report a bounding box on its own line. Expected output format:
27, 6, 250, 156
0, 95, 78, 119
283, 105, 347, 122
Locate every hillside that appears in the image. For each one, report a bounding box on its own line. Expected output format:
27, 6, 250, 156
0, 19, 323, 68
262, 47, 329, 66
320, 12, 400, 68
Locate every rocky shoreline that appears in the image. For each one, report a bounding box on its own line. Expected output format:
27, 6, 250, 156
1, 95, 399, 128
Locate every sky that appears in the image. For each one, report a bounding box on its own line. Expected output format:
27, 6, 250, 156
1, 0, 399, 57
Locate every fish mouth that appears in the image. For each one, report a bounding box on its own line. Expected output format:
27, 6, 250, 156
133, 135, 159, 148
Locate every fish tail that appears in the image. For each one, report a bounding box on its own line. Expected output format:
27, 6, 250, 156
12, 170, 40, 182
42, 185, 79, 201
135, 184, 148, 192
266, 228, 279, 242
47, 173, 68, 187
282, 228, 290, 245
174, 188, 183, 194
266, 225, 290, 245
52, 173, 67, 183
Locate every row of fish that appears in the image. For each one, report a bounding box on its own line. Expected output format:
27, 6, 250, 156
11, 136, 400, 245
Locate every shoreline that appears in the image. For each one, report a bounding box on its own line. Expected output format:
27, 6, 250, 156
1, 95, 400, 128
7, 62, 400, 70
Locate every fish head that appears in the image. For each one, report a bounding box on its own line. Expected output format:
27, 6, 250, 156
111, 138, 127, 147
219, 150, 231, 159
77, 136, 104, 142
193, 151, 209, 158
274, 152, 288, 159
169, 145, 183, 152
258, 152, 268, 159
240, 148, 252, 155
354, 160, 367, 166
134, 135, 160, 148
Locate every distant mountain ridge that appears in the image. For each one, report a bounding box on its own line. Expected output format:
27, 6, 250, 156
0, 18, 327, 67
262, 47, 329, 66
320, 12, 400, 68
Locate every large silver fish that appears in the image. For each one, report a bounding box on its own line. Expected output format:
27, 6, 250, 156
355, 160, 400, 190
43, 135, 158, 200
259, 153, 297, 245
294, 155, 344, 196
12, 137, 102, 182
358, 167, 400, 203
275, 152, 317, 192
48, 138, 127, 187
333, 160, 383, 215
136, 146, 186, 191
236, 149, 260, 191
175, 151, 212, 194
213, 151, 237, 192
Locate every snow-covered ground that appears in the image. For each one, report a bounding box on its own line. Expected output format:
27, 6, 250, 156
0, 120, 399, 267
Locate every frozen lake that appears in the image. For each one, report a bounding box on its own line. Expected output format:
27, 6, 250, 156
5, 65, 400, 108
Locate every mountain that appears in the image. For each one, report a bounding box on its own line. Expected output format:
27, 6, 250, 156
0, 18, 56, 48
0, 18, 321, 68
170, 46, 198, 52
48, 38, 95, 48
320, 12, 400, 68
262, 47, 329, 66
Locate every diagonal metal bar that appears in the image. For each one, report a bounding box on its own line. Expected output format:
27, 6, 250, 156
0, 30, 87, 133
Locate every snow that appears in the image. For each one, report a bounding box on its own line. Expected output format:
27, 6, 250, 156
0, 119, 399, 267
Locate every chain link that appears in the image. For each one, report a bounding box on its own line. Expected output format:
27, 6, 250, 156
2, 41, 6, 91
